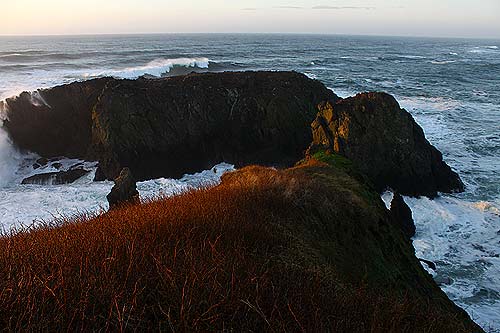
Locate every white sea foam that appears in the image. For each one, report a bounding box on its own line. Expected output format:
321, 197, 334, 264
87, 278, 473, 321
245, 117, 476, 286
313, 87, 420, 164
0, 161, 234, 232
409, 195, 500, 330
327, 87, 356, 99
0, 102, 23, 188
0, 129, 21, 188
430, 60, 457, 65
84, 57, 210, 79
382, 191, 500, 330
400, 55, 426, 59
0, 53, 23, 58
470, 46, 499, 54
304, 72, 318, 80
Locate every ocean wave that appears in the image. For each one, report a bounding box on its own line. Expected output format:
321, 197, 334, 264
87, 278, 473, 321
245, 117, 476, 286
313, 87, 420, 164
84, 57, 211, 79
378, 55, 426, 62
430, 60, 457, 65
0, 53, 23, 58
470, 46, 499, 54
0, 52, 84, 63
304, 72, 318, 80
381, 191, 500, 331
0, 102, 24, 188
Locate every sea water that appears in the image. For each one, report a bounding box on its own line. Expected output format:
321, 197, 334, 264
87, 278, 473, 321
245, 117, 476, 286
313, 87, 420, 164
0, 34, 499, 331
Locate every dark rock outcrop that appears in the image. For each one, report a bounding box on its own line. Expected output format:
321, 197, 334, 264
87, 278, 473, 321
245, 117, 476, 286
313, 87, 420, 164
107, 168, 140, 209
390, 192, 416, 239
21, 168, 90, 185
4, 79, 113, 158
309, 92, 464, 197
4, 72, 338, 181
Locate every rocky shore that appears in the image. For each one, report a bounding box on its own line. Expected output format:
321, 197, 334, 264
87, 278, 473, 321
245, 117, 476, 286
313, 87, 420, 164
0, 71, 478, 331
4, 72, 338, 181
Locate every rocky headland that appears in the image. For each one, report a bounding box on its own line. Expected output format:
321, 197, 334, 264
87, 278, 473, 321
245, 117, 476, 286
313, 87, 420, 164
4, 71, 338, 181
0, 71, 478, 331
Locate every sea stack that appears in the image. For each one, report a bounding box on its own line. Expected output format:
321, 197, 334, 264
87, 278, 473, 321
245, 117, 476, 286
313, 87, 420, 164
309, 93, 464, 197
107, 168, 140, 209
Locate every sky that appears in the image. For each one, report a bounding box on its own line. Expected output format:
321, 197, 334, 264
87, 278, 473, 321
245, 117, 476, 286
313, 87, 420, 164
1, 0, 499, 38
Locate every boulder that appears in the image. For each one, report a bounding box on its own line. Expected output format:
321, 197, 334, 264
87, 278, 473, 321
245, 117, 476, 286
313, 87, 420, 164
4, 72, 338, 181
309, 92, 464, 197
21, 168, 90, 185
106, 168, 140, 209
390, 192, 416, 239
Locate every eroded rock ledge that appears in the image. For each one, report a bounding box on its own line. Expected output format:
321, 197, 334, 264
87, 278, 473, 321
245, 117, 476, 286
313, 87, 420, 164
4, 71, 337, 181
4, 72, 463, 197
309, 93, 464, 197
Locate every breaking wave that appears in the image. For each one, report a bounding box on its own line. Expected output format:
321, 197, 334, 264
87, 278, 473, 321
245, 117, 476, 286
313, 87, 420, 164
84, 57, 212, 79
0, 102, 22, 188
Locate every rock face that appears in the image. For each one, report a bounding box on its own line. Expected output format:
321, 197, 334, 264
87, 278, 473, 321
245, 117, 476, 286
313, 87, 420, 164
21, 168, 90, 185
390, 192, 416, 239
4, 79, 113, 158
4, 72, 338, 181
310, 93, 464, 197
107, 168, 140, 209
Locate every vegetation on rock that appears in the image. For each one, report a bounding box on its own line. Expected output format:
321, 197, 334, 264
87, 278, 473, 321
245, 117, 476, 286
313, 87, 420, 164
310, 93, 464, 197
0, 155, 480, 331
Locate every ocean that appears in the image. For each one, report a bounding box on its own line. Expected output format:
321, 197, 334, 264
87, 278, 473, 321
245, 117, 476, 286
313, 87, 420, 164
0, 34, 499, 330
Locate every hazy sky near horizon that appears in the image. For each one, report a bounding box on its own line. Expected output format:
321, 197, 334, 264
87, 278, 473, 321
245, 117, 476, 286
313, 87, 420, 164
1, 0, 499, 38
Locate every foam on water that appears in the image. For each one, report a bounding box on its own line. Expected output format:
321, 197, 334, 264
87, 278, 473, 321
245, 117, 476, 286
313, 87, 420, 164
382, 192, 500, 330
0, 160, 234, 233
0, 103, 23, 188
84, 57, 210, 79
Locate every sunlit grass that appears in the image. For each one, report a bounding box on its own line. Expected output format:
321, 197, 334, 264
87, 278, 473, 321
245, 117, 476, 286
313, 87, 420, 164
0, 162, 475, 331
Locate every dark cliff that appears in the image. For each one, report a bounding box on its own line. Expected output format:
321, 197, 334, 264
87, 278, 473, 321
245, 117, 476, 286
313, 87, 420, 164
4, 71, 338, 181
309, 93, 464, 197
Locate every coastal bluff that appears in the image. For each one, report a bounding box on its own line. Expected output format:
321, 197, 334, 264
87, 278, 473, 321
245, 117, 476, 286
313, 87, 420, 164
4, 71, 338, 181
4, 71, 463, 197
309, 94, 464, 197
0, 71, 479, 331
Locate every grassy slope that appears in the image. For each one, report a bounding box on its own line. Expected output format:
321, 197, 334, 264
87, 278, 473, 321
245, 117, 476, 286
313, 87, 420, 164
0, 156, 480, 332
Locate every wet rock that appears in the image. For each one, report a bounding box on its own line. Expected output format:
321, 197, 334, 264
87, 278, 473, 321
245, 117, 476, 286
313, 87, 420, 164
106, 168, 140, 209
21, 168, 90, 185
390, 192, 416, 239
310, 93, 464, 197
69, 162, 84, 170
4, 72, 338, 182
419, 259, 437, 270
4, 79, 113, 158
36, 157, 49, 166
51, 162, 62, 169
434, 275, 453, 286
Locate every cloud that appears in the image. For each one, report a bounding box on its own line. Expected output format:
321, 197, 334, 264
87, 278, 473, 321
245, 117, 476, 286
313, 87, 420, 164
312, 5, 375, 10
242, 5, 376, 11
273, 6, 303, 9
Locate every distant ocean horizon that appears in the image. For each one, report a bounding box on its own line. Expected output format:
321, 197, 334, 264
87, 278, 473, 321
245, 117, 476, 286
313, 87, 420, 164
1, 32, 500, 40
0, 33, 499, 331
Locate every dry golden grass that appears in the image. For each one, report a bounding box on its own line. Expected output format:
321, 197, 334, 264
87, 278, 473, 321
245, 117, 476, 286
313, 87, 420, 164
0, 162, 479, 332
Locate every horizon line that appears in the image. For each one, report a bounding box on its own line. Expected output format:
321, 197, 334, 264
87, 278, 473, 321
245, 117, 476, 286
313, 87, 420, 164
0, 32, 499, 40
